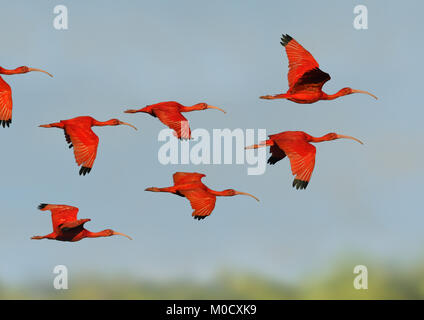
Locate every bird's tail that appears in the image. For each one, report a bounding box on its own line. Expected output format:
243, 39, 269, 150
259, 94, 288, 100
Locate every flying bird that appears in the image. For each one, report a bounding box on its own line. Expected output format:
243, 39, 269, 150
31, 203, 132, 242
145, 172, 259, 220
259, 34, 377, 103
245, 131, 363, 190
0, 66, 52, 127
124, 101, 226, 139
39, 116, 137, 175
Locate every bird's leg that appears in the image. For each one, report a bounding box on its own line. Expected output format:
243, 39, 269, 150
31, 233, 55, 240
259, 93, 287, 100
145, 186, 176, 193
124, 109, 140, 113
38, 122, 64, 129
245, 139, 274, 149
31, 236, 45, 240
124, 105, 152, 114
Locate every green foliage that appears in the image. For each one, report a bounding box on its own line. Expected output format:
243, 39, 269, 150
2, 259, 424, 299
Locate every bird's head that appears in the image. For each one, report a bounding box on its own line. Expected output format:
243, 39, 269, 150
323, 132, 339, 141
21, 66, 53, 77
338, 87, 354, 96
325, 132, 364, 144
103, 229, 133, 240
196, 103, 227, 114
340, 87, 377, 100
107, 119, 138, 130
223, 189, 260, 201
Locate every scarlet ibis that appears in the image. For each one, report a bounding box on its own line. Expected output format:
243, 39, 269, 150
259, 34, 377, 103
124, 101, 226, 139
245, 131, 363, 190
39, 116, 137, 175
145, 172, 259, 220
31, 204, 132, 242
0, 66, 52, 127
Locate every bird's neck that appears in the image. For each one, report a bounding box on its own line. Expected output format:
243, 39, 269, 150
92, 119, 113, 127
309, 133, 335, 143
180, 104, 205, 113
84, 230, 110, 239
208, 189, 232, 197
322, 89, 350, 101
0, 66, 28, 75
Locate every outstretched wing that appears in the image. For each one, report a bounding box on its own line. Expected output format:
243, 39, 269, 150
179, 188, 217, 220
0, 77, 12, 128
154, 108, 191, 140
38, 203, 80, 233
274, 138, 316, 190
59, 218, 91, 232
38, 203, 79, 217
173, 172, 206, 186
65, 124, 99, 175
290, 67, 331, 93
280, 34, 330, 91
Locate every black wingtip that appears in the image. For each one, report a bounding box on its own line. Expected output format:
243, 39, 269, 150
0, 119, 11, 128
280, 34, 293, 47
193, 216, 207, 220
267, 157, 279, 165
292, 179, 309, 190
38, 203, 48, 210
79, 167, 92, 176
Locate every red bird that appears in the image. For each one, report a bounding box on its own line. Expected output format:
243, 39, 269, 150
145, 172, 259, 220
124, 101, 226, 139
39, 116, 137, 175
260, 34, 377, 103
31, 203, 132, 242
245, 131, 363, 190
0, 66, 52, 127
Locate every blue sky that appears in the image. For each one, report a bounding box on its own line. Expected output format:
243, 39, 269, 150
0, 0, 423, 287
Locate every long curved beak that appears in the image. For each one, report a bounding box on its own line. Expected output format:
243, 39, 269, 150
28, 68, 53, 78
113, 231, 133, 240
351, 89, 378, 100
336, 134, 364, 145
118, 121, 138, 130
207, 105, 227, 114
234, 191, 260, 202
